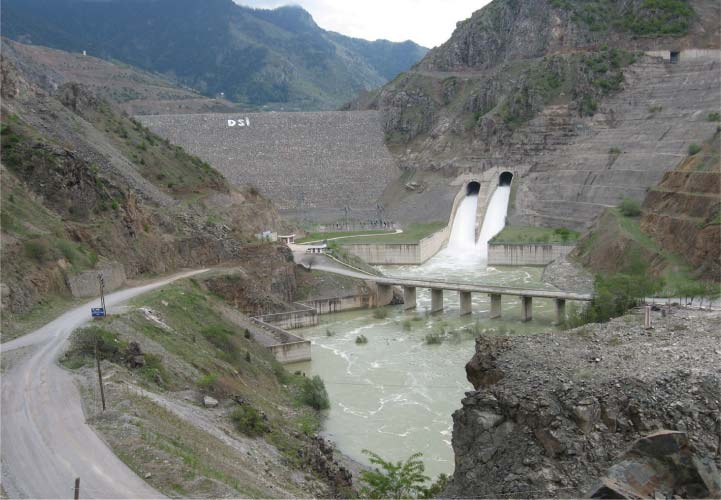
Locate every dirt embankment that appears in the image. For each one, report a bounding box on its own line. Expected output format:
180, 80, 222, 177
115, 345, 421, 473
640, 135, 721, 281
572, 133, 720, 283
446, 307, 721, 498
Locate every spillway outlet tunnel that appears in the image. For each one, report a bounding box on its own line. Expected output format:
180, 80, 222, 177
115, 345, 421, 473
466, 181, 481, 195
499, 172, 514, 186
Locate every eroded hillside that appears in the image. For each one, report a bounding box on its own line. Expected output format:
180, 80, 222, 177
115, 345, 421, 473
0, 56, 288, 337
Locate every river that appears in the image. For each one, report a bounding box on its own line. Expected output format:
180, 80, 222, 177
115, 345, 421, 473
288, 186, 559, 479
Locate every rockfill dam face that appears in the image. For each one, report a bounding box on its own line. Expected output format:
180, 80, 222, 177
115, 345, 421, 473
139, 111, 398, 223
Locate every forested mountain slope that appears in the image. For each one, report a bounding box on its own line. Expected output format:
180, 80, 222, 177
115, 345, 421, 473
1, 0, 427, 110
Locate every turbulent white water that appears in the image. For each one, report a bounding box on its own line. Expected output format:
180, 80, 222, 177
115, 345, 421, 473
477, 185, 511, 260
445, 194, 479, 254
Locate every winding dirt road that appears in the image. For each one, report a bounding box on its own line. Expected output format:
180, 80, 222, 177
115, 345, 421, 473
1, 269, 206, 499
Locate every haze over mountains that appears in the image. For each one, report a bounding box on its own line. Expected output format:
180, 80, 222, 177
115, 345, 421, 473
1, 0, 428, 110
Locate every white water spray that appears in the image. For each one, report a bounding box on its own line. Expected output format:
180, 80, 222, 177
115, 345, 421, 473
445, 194, 479, 253
477, 185, 511, 260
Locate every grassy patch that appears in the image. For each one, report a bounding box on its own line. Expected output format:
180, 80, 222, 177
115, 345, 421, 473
297, 230, 392, 243
491, 225, 579, 244
341, 222, 446, 244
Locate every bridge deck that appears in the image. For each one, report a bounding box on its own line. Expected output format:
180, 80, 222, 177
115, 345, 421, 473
375, 277, 592, 302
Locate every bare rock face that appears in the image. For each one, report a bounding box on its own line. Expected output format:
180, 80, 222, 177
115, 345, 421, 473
445, 310, 721, 498
465, 336, 509, 390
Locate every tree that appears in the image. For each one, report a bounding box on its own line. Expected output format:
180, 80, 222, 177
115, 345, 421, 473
360, 450, 430, 499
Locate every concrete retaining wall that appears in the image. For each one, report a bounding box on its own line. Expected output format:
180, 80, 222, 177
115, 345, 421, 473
645, 49, 721, 62
344, 227, 450, 265
488, 243, 575, 266
67, 262, 126, 298
268, 341, 312, 364
304, 294, 371, 314
255, 303, 318, 330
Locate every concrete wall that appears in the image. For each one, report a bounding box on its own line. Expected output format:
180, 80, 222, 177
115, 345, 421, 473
645, 49, 721, 62
488, 243, 575, 266
268, 341, 312, 363
66, 262, 126, 298
304, 294, 371, 314
255, 304, 318, 330
344, 227, 450, 265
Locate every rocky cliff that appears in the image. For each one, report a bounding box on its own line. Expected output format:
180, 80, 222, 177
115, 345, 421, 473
446, 309, 721, 498
0, 56, 288, 335
349, 0, 720, 230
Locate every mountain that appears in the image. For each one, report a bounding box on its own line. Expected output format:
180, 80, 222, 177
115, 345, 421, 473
1, 38, 243, 115
1, 0, 428, 110
346, 0, 720, 232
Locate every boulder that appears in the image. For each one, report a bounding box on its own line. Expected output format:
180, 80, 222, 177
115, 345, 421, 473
203, 396, 219, 408
589, 430, 721, 499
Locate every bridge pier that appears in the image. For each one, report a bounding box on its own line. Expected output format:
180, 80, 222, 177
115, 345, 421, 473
459, 291, 472, 316
522, 296, 533, 322
376, 284, 394, 307
403, 286, 417, 310
489, 294, 502, 319
431, 289, 444, 313
555, 299, 566, 325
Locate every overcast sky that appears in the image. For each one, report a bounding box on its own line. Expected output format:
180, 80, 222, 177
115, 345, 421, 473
234, 0, 490, 48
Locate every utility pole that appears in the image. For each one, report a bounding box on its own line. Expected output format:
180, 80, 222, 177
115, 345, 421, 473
95, 339, 106, 412
98, 274, 106, 316
74, 477, 80, 500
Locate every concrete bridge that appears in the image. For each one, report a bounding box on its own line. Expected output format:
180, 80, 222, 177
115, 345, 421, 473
293, 251, 592, 323
372, 277, 591, 324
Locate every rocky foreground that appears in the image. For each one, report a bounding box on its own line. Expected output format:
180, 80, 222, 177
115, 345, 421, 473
446, 306, 721, 498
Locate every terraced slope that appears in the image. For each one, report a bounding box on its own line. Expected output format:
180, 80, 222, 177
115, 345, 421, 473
516, 56, 721, 229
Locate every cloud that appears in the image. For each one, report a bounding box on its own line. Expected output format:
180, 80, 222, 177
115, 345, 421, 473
235, 0, 489, 48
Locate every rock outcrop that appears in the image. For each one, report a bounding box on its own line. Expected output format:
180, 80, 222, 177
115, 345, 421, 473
445, 308, 721, 498
350, 0, 720, 231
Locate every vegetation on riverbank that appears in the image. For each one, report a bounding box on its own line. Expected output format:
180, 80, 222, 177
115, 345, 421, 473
60, 279, 337, 497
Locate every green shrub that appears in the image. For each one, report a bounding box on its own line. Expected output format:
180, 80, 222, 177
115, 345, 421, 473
196, 373, 219, 391
355, 334, 368, 345
299, 375, 330, 410
619, 198, 641, 217
201, 325, 240, 361
230, 405, 268, 436
608, 147, 621, 155
688, 143, 702, 155
360, 450, 430, 499
372, 308, 389, 319
69, 326, 124, 361
402, 320, 412, 331
707, 112, 720, 122
424, 332, 443, 345
24, 239, 52, 263
139, 353, 168, 387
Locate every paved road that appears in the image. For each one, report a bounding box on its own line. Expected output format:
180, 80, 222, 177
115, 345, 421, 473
1, 269, 206, 499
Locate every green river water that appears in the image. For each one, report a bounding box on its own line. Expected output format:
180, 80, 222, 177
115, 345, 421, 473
287, 250, 563, 478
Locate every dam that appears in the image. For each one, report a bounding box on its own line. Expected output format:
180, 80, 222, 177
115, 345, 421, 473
139, 111, 397, 223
